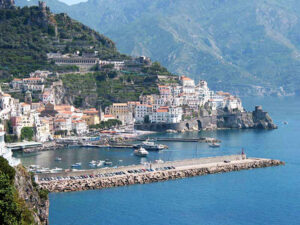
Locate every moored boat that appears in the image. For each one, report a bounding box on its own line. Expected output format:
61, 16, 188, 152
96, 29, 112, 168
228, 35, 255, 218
134, 147, 149, 157
97, 160, 105, 167
134, 139, 166, 151
209, 143, 220, 148
104, 159, 113, 166
71, 162, 82, 167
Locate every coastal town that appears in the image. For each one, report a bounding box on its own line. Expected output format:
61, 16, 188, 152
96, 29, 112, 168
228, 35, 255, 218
1, 69, 245, 145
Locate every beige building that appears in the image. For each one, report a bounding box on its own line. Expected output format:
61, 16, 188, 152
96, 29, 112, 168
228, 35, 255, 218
106, 103, 133, 125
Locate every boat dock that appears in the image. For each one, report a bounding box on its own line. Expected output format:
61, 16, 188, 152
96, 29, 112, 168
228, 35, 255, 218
36, 154, 284, 192
6, 141, 43, 151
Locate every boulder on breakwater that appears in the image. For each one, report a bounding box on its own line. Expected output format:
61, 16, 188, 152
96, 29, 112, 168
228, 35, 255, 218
37, 157, 284, 193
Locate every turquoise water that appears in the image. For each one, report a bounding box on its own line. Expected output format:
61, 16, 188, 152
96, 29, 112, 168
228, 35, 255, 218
31, 97, 300, 224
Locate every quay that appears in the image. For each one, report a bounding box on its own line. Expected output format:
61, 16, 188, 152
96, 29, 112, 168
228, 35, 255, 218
6, 141, 43, 151
136, 137, 220, 143
36, 155, 284, 192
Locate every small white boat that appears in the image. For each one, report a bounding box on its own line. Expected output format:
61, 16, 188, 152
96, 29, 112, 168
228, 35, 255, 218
134, 139, 166, 151
71, 162, 82, 167
55, 157, 62, 161
104, 159, 113, 166
209, 143, 220, 148
29, 165, 40, 169
154, 159, 164, 164
97, 160, 105, 167
89, 160, 97, 165
134, 147, 149, 157
50, 167, 63, 173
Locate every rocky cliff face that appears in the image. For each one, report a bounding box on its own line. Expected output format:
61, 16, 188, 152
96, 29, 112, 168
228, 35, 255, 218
216, 106, 277, 129
136, 105, 277, 132
14, 166, 49, 225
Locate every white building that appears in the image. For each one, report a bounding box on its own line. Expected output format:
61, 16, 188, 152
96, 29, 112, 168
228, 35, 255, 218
0, 124, 20, 166
54, 117, 72, 133
35, 119, 51, 142
135, 104, 153, 122
150, 106, 182, 123
72, 120, 88, 135
180, 75, 195, 87
30, 70, 52, 78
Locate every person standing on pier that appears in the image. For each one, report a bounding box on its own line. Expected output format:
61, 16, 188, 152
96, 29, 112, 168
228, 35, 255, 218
241, 148, 246, 160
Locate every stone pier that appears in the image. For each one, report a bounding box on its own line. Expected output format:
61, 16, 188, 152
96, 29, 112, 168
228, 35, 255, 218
36, 155, 284, 192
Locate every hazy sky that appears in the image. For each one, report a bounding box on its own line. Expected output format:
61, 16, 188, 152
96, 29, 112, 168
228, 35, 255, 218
58, 0, 87, 5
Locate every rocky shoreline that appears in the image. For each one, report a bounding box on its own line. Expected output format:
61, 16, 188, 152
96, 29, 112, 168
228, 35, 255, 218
135, 105, 277, 132
37, 157, 284, 193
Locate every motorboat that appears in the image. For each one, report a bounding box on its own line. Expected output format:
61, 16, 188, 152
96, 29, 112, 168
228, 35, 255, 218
97, 160, 105, 167
104, 159, 113, 166
134, 139, 166, 151
154, 159, 164, 164
71, 162, 82, 168
50, 167, 63, 173
134, 147, 149, 157
209, 143, 220, 148
36, 168, 51, 173
89, 160, 97, 167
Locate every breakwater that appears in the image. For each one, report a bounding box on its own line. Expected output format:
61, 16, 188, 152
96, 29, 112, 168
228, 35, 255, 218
36, 155, 284, 192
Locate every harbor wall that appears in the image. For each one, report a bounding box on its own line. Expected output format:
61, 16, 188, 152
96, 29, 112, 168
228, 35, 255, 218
37, 156, 284, 192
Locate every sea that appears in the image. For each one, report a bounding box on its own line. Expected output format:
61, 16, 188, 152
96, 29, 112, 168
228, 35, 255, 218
15, 97, 300, 225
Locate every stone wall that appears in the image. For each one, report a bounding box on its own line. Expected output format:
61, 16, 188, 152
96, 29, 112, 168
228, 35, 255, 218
38, 157, 284, 193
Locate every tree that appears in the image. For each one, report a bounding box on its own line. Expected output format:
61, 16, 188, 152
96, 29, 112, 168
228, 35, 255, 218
0, 157, 15, 183
5, 120, 13, 134
20, 127, 34, 141
0, 157, 34, 225
4, 134, 18, 143
144, 115, 150, 123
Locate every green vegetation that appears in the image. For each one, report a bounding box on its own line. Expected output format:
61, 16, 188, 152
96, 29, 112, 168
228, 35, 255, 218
141, 62, 172, 76
0, 5, 127, 80
89, 119, 122, 129
20, 127, 34, 141
0, 157, 35, 225
5, 134, 18, 143
61, 71, 159, 108
29, 172, 49, 201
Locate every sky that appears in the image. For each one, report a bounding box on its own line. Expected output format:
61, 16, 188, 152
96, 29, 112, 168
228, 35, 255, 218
56, 0, 87, 5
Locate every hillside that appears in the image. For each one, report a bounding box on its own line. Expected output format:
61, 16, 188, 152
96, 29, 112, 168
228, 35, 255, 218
0, 3, 127, 80
0, 3, 174, 108
17, 0, 300, 96
58, 71, 159, 108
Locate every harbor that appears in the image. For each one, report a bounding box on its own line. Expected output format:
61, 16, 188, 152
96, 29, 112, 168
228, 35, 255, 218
36, 154, 284, 192
136, 137, 220, 142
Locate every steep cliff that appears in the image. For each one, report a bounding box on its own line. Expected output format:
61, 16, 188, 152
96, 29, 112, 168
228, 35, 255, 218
14, 166, 49, 225
216, 106, 277, 129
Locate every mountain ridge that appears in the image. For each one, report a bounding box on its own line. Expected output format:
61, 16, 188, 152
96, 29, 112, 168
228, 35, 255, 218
17, 0, 300, 96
